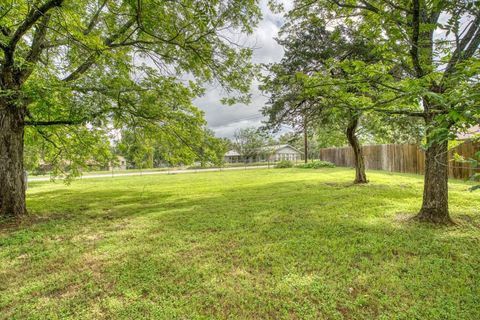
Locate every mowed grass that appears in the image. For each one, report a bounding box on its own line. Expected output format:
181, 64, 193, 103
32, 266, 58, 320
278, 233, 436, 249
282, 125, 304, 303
1, 168, 480, 319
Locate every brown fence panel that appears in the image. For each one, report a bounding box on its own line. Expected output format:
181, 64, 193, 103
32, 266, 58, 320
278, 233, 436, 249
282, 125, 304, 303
319, 142, 480, 179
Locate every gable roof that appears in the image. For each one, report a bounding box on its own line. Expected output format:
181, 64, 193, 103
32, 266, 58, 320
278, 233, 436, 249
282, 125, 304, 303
263, 144, 302, 153
224, 150, 241, 157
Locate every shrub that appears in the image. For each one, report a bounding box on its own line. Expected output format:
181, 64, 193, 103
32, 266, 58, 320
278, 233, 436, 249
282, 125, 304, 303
296, 160, 335, 169
275, 160, 294, 168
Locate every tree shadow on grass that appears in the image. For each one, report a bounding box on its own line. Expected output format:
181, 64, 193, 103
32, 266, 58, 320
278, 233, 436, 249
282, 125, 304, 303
103, 180, 479, 319
2, 178, 480, 319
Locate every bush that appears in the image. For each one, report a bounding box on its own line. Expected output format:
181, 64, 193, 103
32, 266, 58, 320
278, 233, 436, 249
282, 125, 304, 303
275, 160, 294, 168
296, 160, 335, 169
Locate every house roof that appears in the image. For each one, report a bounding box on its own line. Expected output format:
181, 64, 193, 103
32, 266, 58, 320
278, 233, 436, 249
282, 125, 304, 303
262, 144, 302, 153
225, 150, 241, 157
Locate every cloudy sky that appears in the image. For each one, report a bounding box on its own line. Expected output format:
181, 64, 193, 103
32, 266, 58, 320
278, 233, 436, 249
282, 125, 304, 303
194, 1, 291, 138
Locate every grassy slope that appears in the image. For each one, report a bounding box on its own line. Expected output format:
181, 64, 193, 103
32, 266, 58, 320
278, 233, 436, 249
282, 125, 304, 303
1, 168, 480, 319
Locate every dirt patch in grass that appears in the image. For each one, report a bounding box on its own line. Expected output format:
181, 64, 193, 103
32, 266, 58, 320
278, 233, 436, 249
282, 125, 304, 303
453, 214, 480, 229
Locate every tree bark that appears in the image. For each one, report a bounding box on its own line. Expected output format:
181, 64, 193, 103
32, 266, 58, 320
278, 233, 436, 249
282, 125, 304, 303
415, 131, 452, 224
0, 100, 27, 217
346, 114, 368, 184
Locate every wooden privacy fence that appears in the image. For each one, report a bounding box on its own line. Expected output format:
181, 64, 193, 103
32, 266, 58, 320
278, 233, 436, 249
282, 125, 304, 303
319, 142, 480, 179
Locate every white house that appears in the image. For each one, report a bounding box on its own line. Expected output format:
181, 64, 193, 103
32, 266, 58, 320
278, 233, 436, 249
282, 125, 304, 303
224, 144, 302, 163
224, 150, 242, 163
109, 155, 128, 170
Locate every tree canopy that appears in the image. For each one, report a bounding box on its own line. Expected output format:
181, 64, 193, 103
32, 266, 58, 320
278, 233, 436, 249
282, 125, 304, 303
0, 0, 262, 216
262, 0, 480, 222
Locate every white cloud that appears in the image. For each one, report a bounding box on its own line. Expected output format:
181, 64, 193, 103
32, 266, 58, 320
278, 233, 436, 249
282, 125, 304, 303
194, 0, 291, 138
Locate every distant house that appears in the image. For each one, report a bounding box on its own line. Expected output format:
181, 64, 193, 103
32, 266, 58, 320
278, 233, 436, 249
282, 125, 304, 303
457, 125, 480, 140
109, 155, 127, 170
224, 144, 302, 163
224, 150, 242, 163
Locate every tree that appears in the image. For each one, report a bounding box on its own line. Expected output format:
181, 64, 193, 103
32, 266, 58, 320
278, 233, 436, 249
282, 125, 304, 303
314, 125, 347, 148
232, 127, 269, 163
0, 0, 261, 217
261, 20, 379, 183
118, 129, 156, 169
194, 128, 229, 167
118, 126, 226, 168
287, 0, 480, 223
25, 125, 115, 177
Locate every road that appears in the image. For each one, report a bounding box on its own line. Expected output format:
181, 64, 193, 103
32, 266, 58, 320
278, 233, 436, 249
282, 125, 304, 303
28, 165, 271, 182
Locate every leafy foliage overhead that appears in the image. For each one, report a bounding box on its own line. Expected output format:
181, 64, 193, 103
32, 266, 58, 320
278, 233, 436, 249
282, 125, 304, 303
0, 0, 262, 174
283, 0, 480, 142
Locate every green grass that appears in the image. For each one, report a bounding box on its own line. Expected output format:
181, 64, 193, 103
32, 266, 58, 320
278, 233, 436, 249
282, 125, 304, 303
1, 168, 480, 319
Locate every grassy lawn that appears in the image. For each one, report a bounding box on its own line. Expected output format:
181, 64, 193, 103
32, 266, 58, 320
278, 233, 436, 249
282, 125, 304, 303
1, 168, 480, 319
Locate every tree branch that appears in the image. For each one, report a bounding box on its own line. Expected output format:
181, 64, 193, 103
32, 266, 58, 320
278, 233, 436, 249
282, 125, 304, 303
24, 110, 108, 126
19, 14, 52, 82
25, 119, 84, 126
410, 0, 424, 78
62, 17, 136, 82
83, 0, 107, 35
3, 0, 64, 67
377, 0, 411, 13
25, 14, 51, 64
442, 13, 480, 82
371, 107, 426, 118
327, 0, 379, 13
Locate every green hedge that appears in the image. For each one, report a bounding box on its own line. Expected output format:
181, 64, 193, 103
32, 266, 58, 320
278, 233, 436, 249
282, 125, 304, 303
275, 160, 294, 168
296, 160, 335, 169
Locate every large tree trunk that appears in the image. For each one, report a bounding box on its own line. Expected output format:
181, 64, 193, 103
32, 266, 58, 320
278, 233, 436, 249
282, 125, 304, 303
415, 136, 451, 224
346, 114, 368, 184
0, 101, 27, 217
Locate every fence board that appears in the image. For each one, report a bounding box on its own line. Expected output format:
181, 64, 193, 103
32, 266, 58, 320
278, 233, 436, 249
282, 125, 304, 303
319, 142, 480, 179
